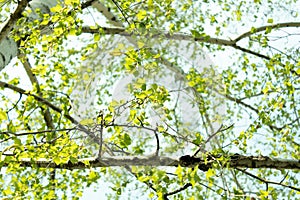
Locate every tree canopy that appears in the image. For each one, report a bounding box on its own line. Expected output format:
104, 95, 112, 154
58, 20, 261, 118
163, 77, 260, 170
0, 0, 299, 199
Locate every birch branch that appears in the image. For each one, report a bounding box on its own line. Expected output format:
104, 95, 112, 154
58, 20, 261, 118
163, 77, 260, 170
0, 155, 298, 170
82, 21, 300, 61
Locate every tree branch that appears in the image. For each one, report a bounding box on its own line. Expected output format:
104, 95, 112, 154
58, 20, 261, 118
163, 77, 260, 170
82, 21, 300, 63
178, 154, 300, 171
154, 130, 160, 156
0, 155, 299, 170
233, 22, 300, 43
0, 80, 100, 144
18, 53, 55, 130
81, 0, 98, 9
81, 26, 270, 60
0, 128, 77, 144
163, 183, 192, 200
1, 128, 76, 137
0, 0, 29, 43
236, 168, 300, 192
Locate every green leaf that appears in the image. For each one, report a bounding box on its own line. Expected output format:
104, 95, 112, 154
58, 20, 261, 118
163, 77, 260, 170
80, 118, 94, 125
123, 133, 132, 146
206, 168, 215, 180
94, 33, 100, 42
50, 4, 63, 13
88, 170, 98, 180
65, 0, 80, 6
259, 190, 269, 197
136, 10, 147, 20
53, 157, 62, 165
3, 188, 13, 195
175, 165, 183, 180
0, 109, 7, 123
190, 30, 200, 37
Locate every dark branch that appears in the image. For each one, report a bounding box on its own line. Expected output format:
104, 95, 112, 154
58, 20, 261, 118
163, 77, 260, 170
0, 80, 100, 144
81, 0, 98, 9
178, 154, 300, 171
0, 0, 29, 43
1, 128, 76, 137
154, 130, 160, 156
163, 183, 192, 200
236, 168, 300, 192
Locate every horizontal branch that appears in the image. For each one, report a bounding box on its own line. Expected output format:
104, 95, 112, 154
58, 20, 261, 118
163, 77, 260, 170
179, 154, 300, 171
82, 26, 270, 60
83, 22, 300, 45
82, 22, 300, 61
1, 128, 75, 137
1, 155, 299, 170
81, 26, 235, 46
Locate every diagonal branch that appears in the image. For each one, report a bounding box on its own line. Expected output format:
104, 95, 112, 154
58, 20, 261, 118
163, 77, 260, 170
0, 80, 100, 144
233, 22, 300, 43
0, 0, 29, 43
18, 53, 55, 130
236, 168, 300, 192
163, 183, 192, 200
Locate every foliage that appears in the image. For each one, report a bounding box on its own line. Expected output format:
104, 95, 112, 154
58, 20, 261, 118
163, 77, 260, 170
0, 0, 299, 199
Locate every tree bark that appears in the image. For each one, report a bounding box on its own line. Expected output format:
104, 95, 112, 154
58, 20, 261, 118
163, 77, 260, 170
1, 155, 299, 170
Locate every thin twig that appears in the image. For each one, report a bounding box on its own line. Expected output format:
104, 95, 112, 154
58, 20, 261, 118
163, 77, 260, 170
0, 80, 101, 144
163, 183, 192, 199
1, 128, 76, 137
236, 168, 300, 192
233, 22, 300, 43
154, 130, 159, 156
193, 124, 234, 156
98, 111, 104, 158
7, 93, 22, 112
111, 0, 131, 25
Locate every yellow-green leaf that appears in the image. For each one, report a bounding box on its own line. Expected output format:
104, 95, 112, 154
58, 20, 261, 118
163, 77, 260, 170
53, 157, 62, 165
94, 33, 100, 42
50, 4, 63, 13
262, 86, 269, 94
206, 168, 215, 180
65, 0, 80, 6
137, 41, 145, 48
267, 18, 273, 23
89, 170, 97, 179
0, 109, 7, 122
80, 118, 94, 125
136, 10, 147, 20
259, 190, 269, 197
